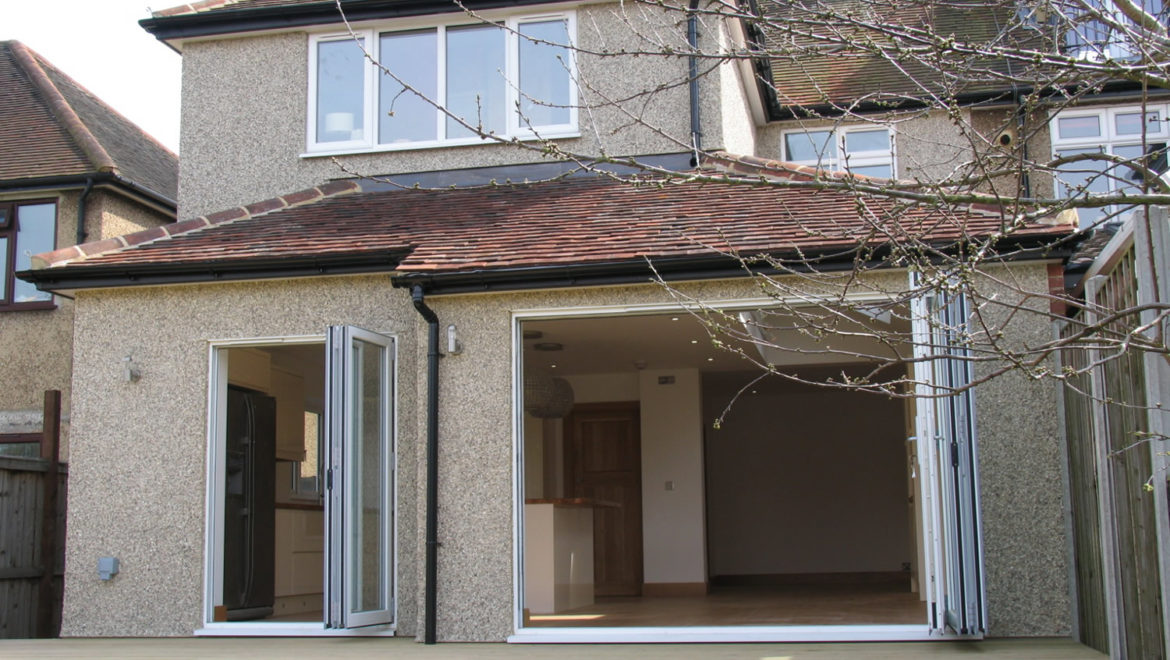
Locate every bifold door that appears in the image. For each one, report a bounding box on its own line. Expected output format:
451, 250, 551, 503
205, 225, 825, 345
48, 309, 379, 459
912, 280, 985, 637
325, 326, 395, 629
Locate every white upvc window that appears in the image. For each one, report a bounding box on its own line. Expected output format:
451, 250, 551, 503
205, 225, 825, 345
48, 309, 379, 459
781, 125, 896, 178
307, 12, 577, 155
1060, 0, 1167, 61
1050, 103, 1169, 228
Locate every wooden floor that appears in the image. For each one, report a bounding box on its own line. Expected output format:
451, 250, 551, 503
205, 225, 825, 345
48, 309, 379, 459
527, 584, 925, 627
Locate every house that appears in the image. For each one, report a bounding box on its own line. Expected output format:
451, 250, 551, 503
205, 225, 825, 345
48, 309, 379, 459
15, 0, 1101, 647
0, 40, 177, 456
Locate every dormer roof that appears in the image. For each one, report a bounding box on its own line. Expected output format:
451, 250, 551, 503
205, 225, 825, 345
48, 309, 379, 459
0, 41, 178, 205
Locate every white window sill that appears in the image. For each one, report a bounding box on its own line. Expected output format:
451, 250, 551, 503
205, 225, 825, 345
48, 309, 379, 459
301, 130, 582, 159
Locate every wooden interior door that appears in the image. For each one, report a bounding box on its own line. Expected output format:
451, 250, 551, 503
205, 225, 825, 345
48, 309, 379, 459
565, 402, 642, 597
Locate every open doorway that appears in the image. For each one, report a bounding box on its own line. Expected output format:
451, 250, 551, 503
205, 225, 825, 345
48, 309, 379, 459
218, 344, 327, 623
204, 327, 397, 634
517, 306, 928, 631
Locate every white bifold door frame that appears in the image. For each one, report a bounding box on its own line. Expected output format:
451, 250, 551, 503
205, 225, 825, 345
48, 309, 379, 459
201, 326, 396, 636
911, 276, 987, 638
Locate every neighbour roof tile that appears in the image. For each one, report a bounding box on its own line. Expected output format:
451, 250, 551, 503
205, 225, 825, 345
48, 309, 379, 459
30, 155, 1073, 281
0, 41, 178, 201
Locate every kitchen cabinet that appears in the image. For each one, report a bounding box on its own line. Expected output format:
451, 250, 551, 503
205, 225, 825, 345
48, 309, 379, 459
271, 367, 306, 462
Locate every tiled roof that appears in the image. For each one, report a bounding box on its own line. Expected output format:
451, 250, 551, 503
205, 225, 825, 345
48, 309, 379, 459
28, 154, 1073, 286
0, 41, 178, 201
761, 0, 1028, 110
152, 0, 330, 17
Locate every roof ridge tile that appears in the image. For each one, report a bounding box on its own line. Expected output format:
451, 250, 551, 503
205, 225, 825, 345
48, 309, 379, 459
30, 180, 361, 269
7, 41, 117, 175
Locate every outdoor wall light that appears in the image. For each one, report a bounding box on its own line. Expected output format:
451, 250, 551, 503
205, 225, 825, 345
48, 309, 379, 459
446, 324, 463, 355
97, 556, 119, 581
122, 356, 140, 383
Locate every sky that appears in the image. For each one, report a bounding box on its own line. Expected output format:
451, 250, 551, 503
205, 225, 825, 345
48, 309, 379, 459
3, 0, 183, 152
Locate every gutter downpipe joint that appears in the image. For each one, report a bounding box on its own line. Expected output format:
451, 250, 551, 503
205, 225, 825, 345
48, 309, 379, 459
76, 176, 95, 247
411, 284, 441, 645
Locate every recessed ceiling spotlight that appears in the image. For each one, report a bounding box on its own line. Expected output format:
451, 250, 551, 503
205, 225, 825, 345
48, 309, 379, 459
550, 364, 558, 369
671, 316, 680, 321
706, 357, 714, 362
534, 342, 563, 352
690, 339, 698, 344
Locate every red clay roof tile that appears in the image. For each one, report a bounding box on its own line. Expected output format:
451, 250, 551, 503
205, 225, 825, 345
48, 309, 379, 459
30, 159, 1071, 280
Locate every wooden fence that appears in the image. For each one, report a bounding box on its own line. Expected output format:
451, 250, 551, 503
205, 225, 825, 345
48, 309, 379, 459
1060, 210, 1170, 659
0, 391, 66, 638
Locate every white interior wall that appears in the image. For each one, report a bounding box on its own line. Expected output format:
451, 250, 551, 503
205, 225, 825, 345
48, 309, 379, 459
703, 373, 911, 576
566, 372, 640, 404
639, 368, 707, 586
524, 413, 544, 499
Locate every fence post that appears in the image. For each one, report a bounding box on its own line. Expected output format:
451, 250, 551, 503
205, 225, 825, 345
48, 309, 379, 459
1135, 206, 1170, 655
36, 390, 60, 638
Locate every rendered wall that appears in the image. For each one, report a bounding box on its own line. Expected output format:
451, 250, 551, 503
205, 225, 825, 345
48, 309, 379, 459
60, 275, 421, 637
62, 267, 1069, 640
0, 189, 170, 460
176, 2, 731, 217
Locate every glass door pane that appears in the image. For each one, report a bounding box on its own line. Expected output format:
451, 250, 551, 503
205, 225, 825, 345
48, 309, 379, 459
326, 325, 395, 629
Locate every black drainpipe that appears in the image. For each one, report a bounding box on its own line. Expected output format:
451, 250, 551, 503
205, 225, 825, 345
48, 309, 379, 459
76, 176, 95, 246
411, 284, 441, 645
688, 0, 703, 166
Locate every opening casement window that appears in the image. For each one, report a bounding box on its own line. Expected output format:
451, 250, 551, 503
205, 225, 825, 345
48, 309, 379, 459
781, 125, 895, 178
0, 200, 55, 309
1051, 103, 1170, 228
307, 12, 577, 154
203, 328, 396, 635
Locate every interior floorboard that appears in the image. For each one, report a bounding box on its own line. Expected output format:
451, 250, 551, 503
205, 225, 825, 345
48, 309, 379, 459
525, 584, 925, 627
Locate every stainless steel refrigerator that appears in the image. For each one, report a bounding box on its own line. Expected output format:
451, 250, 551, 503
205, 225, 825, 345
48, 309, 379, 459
223, 385, 276, 620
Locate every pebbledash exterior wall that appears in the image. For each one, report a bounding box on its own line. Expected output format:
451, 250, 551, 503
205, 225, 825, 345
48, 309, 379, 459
175, 2, 756, 218
60, 265, 1071, 639
0, 188, 171, 459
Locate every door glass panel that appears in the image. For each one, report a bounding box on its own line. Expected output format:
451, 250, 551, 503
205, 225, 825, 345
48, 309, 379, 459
0, 237, 8, 303
350, 337, 386, 614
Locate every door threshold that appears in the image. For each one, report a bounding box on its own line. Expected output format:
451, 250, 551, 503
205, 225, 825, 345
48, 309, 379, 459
509, 624, 939, 643
196, 622, 397, 637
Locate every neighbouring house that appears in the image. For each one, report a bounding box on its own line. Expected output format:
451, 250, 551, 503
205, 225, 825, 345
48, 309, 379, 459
0, 40, 177, 457
16, 0, 1110, 648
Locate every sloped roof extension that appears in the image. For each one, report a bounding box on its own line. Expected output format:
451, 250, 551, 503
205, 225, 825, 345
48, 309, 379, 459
22, 154, 1074, 293
0, 41, 178, 203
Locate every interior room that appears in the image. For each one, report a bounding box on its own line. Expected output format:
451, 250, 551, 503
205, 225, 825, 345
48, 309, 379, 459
217, 344, 326, 623
519, 307, 927, 628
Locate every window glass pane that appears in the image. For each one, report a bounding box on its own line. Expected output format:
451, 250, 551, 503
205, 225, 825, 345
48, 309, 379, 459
14, 203, 53, 303
849, 164, 893, 178
844, 129, 890, 154
1058, 115, 1101, 140
379, 30, 438, 144
1056, 147, 1108, 228
0, 237, 8, 303
518, 19, 571, 128
784, 130, 836, 163
317, 38, 366, 143
446, 24, 505, 139
1115, 111, 1160, 136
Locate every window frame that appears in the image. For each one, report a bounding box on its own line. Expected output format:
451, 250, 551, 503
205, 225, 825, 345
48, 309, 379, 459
305, 11, 579, 156
1050, 102, 1170, 228
780, 124, 897, 178
0, 198, 57, 312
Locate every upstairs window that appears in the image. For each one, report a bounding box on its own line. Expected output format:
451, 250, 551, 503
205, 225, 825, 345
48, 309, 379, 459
0, 200, 56, 309
1051, 103, 1169, 228
781, 126, 895, 178
1059, 0, 1168, 61
308, 13, 577, 154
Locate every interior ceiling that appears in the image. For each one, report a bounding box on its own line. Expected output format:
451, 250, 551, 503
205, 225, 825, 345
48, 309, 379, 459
521, 308, 910, 377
